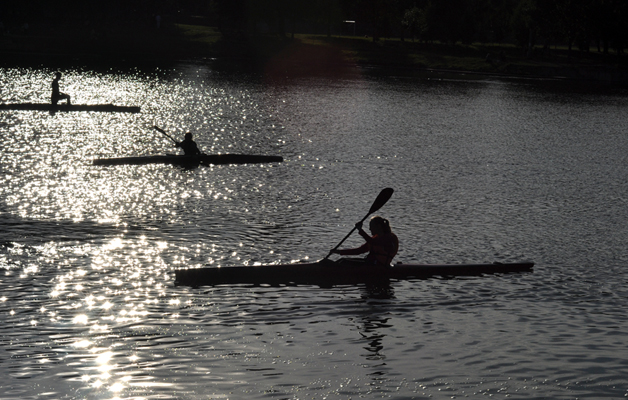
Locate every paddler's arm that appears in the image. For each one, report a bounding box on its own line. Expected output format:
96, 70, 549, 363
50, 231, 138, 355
330, 242, 370, 256
330, 221, 372, 256
355, 221, 374, 243
192, 142, 201, 155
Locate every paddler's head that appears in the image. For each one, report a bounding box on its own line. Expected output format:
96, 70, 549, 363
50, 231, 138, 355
55, 72, 62, 79
369, 216, 391, 235
184, 132, 193, 140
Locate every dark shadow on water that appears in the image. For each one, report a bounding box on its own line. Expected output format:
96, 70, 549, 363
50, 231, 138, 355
0, 212, 143, 247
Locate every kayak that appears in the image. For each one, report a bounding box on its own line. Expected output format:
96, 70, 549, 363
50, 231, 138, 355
0, 103, 141, 113
93, 154, 284, 166
174, 259, 534, 286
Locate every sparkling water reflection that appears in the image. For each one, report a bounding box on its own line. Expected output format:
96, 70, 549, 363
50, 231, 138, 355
1, 64, 628, 399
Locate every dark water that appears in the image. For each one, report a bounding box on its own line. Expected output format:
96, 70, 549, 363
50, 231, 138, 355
1, 64, 628, 399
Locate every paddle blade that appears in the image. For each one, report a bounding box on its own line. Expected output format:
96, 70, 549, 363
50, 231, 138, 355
153, 126, 178, 144
368, 188, 394, 215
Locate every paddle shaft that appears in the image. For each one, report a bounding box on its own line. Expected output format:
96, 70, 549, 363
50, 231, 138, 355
153, 126, 178, 144
324, 215, 370, 260
324, 188, 394, 260
153, 126, 207, 155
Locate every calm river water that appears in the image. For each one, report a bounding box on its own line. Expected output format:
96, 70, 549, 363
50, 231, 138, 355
1, 62, 628, 399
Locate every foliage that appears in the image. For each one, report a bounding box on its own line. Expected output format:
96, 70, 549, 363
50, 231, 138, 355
2, 0, 627, 57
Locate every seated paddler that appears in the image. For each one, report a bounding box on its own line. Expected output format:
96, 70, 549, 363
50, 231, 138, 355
176, 132, 201, 156
330, 216, 399, 266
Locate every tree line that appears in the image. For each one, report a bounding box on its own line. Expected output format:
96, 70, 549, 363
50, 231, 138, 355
3, 0, 627, 56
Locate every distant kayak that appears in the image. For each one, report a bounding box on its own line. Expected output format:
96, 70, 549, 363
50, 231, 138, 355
0, 103, 141, 113
175, 259, 535, 286
93, 154, 284, 166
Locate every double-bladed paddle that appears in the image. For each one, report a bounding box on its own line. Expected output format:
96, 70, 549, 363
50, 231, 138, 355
324, 187, 394, 260
153, 125, 178, 144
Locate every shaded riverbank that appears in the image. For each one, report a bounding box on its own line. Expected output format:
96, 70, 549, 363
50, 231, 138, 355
2, 23, 627, 85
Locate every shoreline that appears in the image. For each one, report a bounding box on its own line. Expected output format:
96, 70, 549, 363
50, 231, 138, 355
2, 28, 627, 86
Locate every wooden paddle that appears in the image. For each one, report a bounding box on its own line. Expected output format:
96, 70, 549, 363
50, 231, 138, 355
153, 125, 178, 144
324, 187, 394, 260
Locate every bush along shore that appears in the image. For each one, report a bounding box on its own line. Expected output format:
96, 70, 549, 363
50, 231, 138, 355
2, 24, 627, 86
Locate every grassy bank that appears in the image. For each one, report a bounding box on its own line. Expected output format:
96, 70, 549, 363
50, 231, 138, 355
270, 34, 628, 83
2, 23, 627, 84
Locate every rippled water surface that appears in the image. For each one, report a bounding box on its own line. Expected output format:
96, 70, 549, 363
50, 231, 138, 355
1, 64, 628, 399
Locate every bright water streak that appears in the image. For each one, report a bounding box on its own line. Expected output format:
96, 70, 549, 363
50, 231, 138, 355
1, 64, 628, 399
